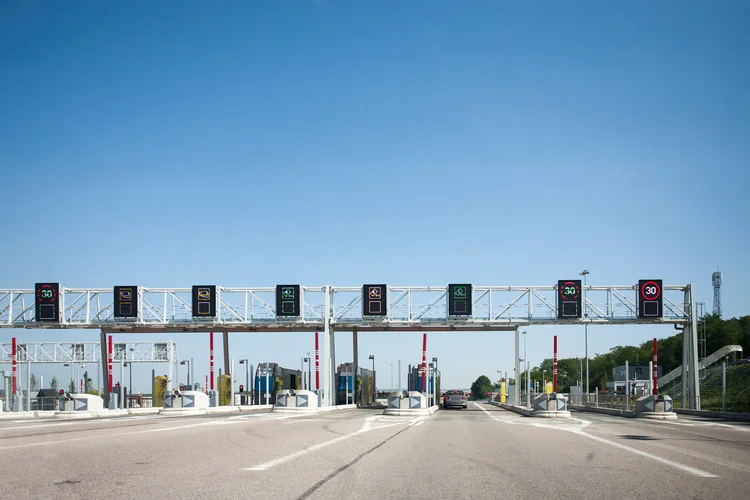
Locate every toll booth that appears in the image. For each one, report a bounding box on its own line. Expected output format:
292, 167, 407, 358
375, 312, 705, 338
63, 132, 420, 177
217, 374, 232, 406
35, 388, 59, 411
153, 375, 168, 408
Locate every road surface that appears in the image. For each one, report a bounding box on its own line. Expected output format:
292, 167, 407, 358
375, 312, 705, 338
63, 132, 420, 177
1, 403, 749, 499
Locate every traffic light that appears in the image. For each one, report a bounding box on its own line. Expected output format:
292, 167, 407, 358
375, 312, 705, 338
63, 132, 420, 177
557, 280, 582, 319
114, 286, 138, 318
448, 284, 472, 316
35, 283, 60, 322
638, 279, 663, 318
276, 285, 301, 317
239, 384, 244, 393
59, 389, 64, 396
192, 285, 217, 317
363, 284, 387, 316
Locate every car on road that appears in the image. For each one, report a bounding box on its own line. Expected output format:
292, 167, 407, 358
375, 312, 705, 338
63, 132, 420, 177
443, 390, 467, 409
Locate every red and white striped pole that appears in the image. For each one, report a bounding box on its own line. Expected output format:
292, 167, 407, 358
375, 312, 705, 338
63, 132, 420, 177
108, 335, 113, 394
11, 337, 17, 395
652, 338, 659, 396
315, 331, 320, 390
421, 333, 427, 392
553, 335, 558, 393
210, 332, 215, 391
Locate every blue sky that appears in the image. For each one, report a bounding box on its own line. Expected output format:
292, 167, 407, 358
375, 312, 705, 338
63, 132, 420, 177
1, 1, 748, 393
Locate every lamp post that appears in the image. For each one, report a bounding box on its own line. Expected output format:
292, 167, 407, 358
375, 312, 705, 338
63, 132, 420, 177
239, 359, 249, 394
431, 357, 438, 398
302, 357, 310, 390
306, 352, 311, 392
77, 364, 86, 394
63, 363, 73, 393
368, 354, 375, 402
128, 348, 134, 404
428, 362, 434, 406
580, 269, 590, 403
180, 360, 189, 388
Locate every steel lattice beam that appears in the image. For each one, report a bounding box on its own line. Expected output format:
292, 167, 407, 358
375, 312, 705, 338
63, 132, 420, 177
0, 284, 691, 332
0, 341, 176, 364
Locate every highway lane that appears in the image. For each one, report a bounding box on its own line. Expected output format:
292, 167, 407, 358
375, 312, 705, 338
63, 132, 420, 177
0, 405, 749, 499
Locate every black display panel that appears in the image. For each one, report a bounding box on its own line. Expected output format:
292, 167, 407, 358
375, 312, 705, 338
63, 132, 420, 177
557, 280, 582, 319
192, 285, 217, 317
638, 279, 663, 319
448, 284, 472, 316
362, 284, 387, 316
114, 286, 138, 318
35, 282, 60, 322
276, 285, 301, 317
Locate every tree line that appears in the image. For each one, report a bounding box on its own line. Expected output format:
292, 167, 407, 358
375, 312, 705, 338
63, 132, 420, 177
472, 314, 750, 395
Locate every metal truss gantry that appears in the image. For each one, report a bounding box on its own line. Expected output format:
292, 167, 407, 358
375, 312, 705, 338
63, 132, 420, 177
0, 284, 701, 409
0, 341, 177, 364
0, 285, 690, 330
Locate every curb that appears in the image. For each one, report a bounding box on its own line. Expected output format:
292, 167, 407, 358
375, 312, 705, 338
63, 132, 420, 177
675, 408, 750, 422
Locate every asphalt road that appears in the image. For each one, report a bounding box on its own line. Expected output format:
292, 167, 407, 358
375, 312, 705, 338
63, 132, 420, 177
1, 404, 749, 499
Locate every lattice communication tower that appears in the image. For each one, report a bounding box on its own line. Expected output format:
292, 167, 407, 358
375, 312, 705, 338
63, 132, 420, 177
712, 271, 722, 318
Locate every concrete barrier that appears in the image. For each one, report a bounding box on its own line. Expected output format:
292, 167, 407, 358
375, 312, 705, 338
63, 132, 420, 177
272, 390, 319, 413
530, 393, 571, 418
634, 395, 677, 420
384, 391, 438, 416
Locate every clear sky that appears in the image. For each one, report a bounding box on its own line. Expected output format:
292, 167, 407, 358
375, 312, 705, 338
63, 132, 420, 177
1, 1, 748, 393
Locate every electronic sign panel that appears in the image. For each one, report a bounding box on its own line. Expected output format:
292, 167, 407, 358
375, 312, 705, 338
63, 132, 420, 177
276, 285, 301, 317
363, 284, 387, 316
114, 286, 138, 318
557, 280, 582, 319
638, 279, 663, 319
448, 284, 472, 316
35, 282, 60, 322
192, 285, 217, 318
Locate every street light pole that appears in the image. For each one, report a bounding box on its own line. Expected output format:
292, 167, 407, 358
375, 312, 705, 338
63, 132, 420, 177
303, 357, 310, 391
306, 352, 311, 392
239, 359, 249, 394
128, 348, 134, 406
523, 330, 527, 395
580, 269, 590, 403
180, 360, 190, 388
369, 355, 375, 402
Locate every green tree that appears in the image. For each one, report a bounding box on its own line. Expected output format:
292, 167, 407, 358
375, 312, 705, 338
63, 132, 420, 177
30, 373, 38, 391
49, 376, 58, 392
68, 379, 76, 393
470, 375, 493, 400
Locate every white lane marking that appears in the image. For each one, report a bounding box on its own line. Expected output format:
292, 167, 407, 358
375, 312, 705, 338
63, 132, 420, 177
244, 417, 422, 471
642, 440, 750, 474
0, 419, 245, 451
471, 402, 591, 430
473, 403, 715, 478
0, 422, 80, 431
571, 430, 717, 478
658, 420, 750, 433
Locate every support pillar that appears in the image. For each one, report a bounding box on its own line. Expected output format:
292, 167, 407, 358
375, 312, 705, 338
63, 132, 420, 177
322, 285, 332, 407
514, 328, 520, 406
223, 331, 230, 378
100, 331, 109, 407
353, 328, 358, 405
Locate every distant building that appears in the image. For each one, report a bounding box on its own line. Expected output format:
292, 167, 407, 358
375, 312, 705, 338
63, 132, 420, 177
612, 364, 661, 381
